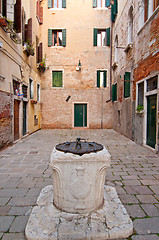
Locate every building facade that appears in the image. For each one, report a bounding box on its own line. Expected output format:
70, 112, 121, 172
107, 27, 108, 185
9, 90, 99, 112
40, 0, 113, 129
0, 0, 43, 149
112, 0, 159, 151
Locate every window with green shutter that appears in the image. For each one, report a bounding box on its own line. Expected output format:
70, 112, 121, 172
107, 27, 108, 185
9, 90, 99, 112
97, 71, 107, 88
48, 29, 66, 47
52, 71, 63, 87
124, 72, 130, 98
94, 28, 110, 46
112, 83, 117, 102
93, 0, 110, 7
48, 0, 66, 8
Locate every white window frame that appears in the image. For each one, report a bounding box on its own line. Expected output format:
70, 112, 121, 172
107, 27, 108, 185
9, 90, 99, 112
29, 78, 34, 99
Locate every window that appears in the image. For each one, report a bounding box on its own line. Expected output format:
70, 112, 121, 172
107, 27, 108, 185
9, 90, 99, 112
124, 72, 131, 98
52, 71, 63, 87
97, 71, 107, 88
112, 83, 117, 102
115, 35, 118, 63
22, 85, 28, 98
93, 0, 110, 8
147, 76, 158, 92
36, 0, 43, 24
138, 82, 144, 107
128, 6, 133, 44
48, 0, 66, 8
37, 84, 40, 101
145, 0, 159, 22
29, 79, 33, 99
94, 28, 110, 46
48, 29, 66, 47
13, 80, 20, 96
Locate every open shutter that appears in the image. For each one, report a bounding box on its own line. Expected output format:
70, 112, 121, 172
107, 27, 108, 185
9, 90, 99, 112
124, 72, 130, 98
14, 0, 21, 33
39, 6, 43, 24
144, 0, 148, 22
25, 18, 32, 43
93, 0, 97, 7
48, 0, 52, 8
97, 71, 100, 88
114, 0, 118, 14
62, 0, 66, 8
112, 83, 117, 102
106, 0, 110, 7
38, 42, 43, 63
104, 71, 107, 87
48, 29, 52, 47
106, 27, 110, 46
62, 29, 66, 47
93, 28, 98, 46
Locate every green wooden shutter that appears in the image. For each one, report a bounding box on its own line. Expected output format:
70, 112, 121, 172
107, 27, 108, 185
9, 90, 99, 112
124, 72, 130, 98
62, 0, 66, 8
111, 4, 116, 22
48, 29, 52, 47
62, 29, 66, 47
112, 83, 117, 102
106, 0, 110, 7
48, 0, 52, 8
106, 27, 110, 46
93, 0, 97, 7
94, 28, 98, 46
52, 71, 62, 87
104, 71, 107, 87
114, 0, 118, 14
97, 71, 100, 88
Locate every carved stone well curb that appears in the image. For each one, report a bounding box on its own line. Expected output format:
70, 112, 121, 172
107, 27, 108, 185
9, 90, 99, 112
25, 141, 133, 240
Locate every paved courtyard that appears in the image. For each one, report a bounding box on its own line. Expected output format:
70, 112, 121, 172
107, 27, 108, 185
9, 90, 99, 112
0, 129, 159, 240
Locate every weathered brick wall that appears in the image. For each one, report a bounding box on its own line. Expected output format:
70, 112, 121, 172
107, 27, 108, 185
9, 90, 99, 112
0, 90, 11, 148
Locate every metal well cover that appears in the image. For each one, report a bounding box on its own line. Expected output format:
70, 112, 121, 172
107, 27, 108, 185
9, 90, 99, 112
56, 138, 103, 156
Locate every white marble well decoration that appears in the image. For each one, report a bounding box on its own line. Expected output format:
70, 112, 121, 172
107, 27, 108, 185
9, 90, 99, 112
50, 145, 110, 214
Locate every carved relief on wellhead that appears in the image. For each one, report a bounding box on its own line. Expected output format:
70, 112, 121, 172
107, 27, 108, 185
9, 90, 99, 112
70, 167, 91, 210
95, 166, 107, 205
52, 167, 63, 208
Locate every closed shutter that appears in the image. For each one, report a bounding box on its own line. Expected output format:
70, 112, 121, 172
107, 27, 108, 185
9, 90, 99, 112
62, 29, 66, 47
38, 42, 43, 63
48, 0, 52, 8
112, 83, 117, 102
25, 18, 32, 43
104, 71, 107, 87
39, 6, 43, 24
48, 29, 52, 46
14, 0, 21, 33
106, 27, 110, 46
106, 0, 110, 7
144, 0, 148, 22
93, 28, 97, 46
124, 72, 130, 98
62, 0, 66, 8
52, 71, 62, 87
93, 0, 97, 7
97, 71, 100, 88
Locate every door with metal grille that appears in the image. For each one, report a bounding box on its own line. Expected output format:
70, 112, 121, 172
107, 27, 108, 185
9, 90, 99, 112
147, 95, 157, 148
14, 100, 20, 141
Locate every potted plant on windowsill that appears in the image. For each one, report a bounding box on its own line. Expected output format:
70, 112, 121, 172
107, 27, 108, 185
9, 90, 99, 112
38, 57, 46, 72
0, 16, 13, 33
24, 40, 35, 56
136, 105, 144, 114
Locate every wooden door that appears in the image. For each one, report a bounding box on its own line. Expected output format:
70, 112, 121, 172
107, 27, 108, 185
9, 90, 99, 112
74, 104, 87, 127
147, 95, 157, 148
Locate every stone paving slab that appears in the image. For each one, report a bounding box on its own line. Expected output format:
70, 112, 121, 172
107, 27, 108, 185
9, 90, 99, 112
0, 129, 159, 240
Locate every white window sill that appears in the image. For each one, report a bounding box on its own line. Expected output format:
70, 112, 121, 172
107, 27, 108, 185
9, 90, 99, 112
138, 6, 159, 34
48, 8, 65, 10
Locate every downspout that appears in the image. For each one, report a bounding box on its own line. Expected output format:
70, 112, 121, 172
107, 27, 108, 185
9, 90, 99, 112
106, 7, 113, 103
10, 82, 13, 144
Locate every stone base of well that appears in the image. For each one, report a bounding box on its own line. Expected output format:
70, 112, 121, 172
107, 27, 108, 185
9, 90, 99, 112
25, 185, 133, 240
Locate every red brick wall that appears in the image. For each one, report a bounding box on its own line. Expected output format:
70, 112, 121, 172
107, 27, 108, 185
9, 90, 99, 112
0, 90, 11, 149
133, 52, 159, 100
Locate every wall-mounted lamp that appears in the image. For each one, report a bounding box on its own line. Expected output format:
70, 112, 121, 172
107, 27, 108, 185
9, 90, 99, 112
76, 60, 82, 71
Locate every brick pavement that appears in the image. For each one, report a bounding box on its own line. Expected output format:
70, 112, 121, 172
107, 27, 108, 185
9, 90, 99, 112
0, 129, 159, 240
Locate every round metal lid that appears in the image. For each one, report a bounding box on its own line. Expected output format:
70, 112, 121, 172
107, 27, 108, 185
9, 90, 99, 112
56, 137, 103, 156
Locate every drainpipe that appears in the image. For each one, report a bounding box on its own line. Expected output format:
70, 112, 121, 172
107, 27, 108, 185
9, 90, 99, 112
106, 8, 113, 103
10, 82, 13, 144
